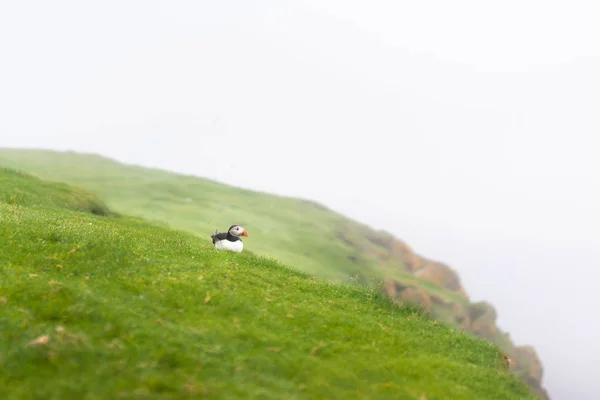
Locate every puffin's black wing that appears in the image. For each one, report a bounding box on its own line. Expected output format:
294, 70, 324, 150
211, 232, 228, 244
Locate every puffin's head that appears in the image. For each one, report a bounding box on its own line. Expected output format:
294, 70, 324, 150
228, 225, 249, 238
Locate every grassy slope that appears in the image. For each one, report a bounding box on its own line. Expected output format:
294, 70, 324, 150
0, 149, 463, 303
0, 149, 548, 397
0, 169, 534, 399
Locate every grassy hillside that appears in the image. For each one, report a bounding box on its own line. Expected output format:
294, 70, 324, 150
0, 150, 461, 296
0, 148, 548, 398
0, 169, 534, 399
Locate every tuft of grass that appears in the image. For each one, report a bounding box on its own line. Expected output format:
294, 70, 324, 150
0, 175, 534, 399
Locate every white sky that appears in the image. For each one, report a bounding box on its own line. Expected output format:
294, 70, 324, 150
1, 1, 599, 398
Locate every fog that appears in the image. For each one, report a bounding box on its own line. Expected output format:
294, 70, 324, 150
1, 1, 599, 398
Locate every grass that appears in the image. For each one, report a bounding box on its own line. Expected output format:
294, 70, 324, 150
0, 169, 535, 399
0, 167, 110, 216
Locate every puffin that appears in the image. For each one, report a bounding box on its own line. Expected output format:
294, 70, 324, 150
211, 225, 249, 253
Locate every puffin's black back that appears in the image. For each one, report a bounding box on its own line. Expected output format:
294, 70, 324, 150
211, 226, 242, 244
211, 231, 228, 244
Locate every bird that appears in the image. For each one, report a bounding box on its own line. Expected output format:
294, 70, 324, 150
211, 225, 249, 253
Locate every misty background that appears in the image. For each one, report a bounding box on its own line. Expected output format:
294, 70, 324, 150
1, 1, 599, 398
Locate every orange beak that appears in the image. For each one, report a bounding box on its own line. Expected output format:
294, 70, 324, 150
242, 230, 249, 237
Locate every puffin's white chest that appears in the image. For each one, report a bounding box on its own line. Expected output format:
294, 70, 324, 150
214, 239, 244, 253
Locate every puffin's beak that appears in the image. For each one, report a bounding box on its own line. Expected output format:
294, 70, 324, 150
242, 230, 249, 237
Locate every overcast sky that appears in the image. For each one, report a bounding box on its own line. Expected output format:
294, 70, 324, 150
2, 1, 599, 398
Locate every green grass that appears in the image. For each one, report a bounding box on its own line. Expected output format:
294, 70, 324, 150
0, 148, 546, 398
0, 167, 110, 216
0, 169, 534, 399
